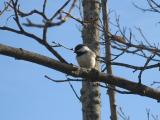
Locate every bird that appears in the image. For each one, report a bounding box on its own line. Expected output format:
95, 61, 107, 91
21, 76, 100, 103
74, 44, 96, 68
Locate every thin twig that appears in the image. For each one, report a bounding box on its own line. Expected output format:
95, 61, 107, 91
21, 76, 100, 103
43, 0, 47, 14
11, 0, 24, 31
44, 75, 83, 82
50, 0, 71, 21
68, 81, 81, 101
117, 107, 130, 120
146, 108, 150, 120
98, 84, 134, 94
138, 54, 156, 84
112, 62, 160, 71
0, 0, 12, 16
44, 75, 81, 101
52, 41, 74, 51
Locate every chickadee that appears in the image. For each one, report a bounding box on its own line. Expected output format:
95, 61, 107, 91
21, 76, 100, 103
74, 44, 96, 68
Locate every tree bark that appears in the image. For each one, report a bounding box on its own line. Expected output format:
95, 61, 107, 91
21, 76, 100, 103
81, 0, 101, 120
101, 0, 118, 120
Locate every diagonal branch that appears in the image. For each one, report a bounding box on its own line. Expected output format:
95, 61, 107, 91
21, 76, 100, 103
0, 43, 160, 101
50, 0, 71, 21
42, 0, 47, 14
0, 26, 67, 63
138, 54, 156, 84
0, 0, 12, 16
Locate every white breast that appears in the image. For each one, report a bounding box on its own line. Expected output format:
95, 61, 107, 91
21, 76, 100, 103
76, 52, 96, 68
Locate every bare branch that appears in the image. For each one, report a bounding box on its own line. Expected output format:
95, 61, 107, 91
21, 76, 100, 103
152, 114, 159, 120
0, 43, 160, 101
133, 0, 160, 13
11, 0, 24, 31
42, 23, 48, 41
18, 10, 48, 20
51, 41, 74, 51
98, 84, 134, 94
44, 76, 134, 95
117, 107, 130, 120
151, 81, 160, 87
45, 75, 81, 101
50, 0, 71, 21
42, 0, 47, 14
62, 11, 84, 25
0, 25, 68, 63
112, 62, 160, 71
146, 108, 150, 120
20, 0, 77, 28
0, 26, 42, 42
138, 54, 156, 84
0, 0, 12, 16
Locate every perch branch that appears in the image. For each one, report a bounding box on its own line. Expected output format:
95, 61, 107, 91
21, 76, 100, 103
0, 43, 160, 101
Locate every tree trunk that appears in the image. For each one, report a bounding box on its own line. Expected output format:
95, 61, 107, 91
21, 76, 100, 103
81, 0, 101, 120
101, 0, 118, 120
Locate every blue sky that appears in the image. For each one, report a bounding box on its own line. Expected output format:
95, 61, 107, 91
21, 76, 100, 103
0, 0, 160, 120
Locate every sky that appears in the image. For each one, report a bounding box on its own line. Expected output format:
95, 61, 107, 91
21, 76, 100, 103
0, 0, 160, 120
